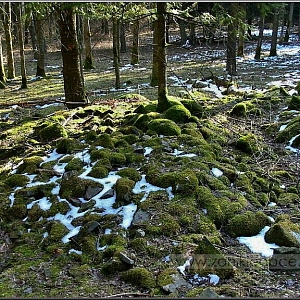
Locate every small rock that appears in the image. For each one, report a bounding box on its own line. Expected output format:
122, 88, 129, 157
78, 199, 96, 213
199, 288, 219, 298
69, 198, 81, 207
119, 252, 135, 265
85, 185, 103, 200
100, 188, 115, 199
87, 221, 100, 233
135, 229, 146, 237
163, 274, 192, 293
134, 146, 144, 154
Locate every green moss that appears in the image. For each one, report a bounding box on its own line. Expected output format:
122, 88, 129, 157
121, 267, 156, 288
181, 99, 204, 117
38, 123, 68, 142
56, 138, 83, 154
164, 104, 192, 123
116, 168, 142, 182
133, 113, 161, 131
110, 152, 127, 166
236, 133, 260, 154
129, 237, 148, 252
87, 166, 109, 178
275, 116, 300, 143
235, 173, 255, 194
123, 134, 139, 144
158, 212, 181, 236
114, 177, 135, 207
226, 211, 271, 238
277, 192, 299, 206
17, 156, 43, 174
148, 119, 181, 136
5, 174, 29, 188
65, 157, 85, 172
90, 148, 110, 161
47, 221, 69, 243
288, 95, 300, 110
134, 103, 157, 114
94, 133, 114, 149
156, 268, 177, 287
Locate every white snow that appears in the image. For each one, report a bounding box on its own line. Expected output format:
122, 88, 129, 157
237, 226, 280, 257
211, 167, 223, 177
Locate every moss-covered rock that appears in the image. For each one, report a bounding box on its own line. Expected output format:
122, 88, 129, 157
288, 95, 300, 110
5, 174, 29, 188
230, 101, 260, 117
114, 177, 135, 207
38, 123, 68, 142
164, 104, 192, 123
87, 166, 109, 178
236, 133, 260, 154
65, 158, 85, 172
181, 99, 204, 117
275, 117, 300, 143
277, 192, 299, 206
148, 119, 181, 136
265, 220, 300, 247
17, 156, 43, 174
120, 267, 156, 288
56, 138, 83, 154
116, 168, 142, 182
226, 211, 271, 238
133, 113, 161, 131
94, 133, 114, 149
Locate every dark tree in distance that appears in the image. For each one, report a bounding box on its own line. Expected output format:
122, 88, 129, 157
226, 3, 237, 76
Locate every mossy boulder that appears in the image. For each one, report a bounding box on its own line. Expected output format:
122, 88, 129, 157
38, 123, 68, 142
181, 99, 204, 117
65, 158, 85, 172
87, 166, 109, 178
265, 220, 300, 247
5, 174, 29, 188
45, 221, 69, 244
275, 117, 300, 143
120, 267, 156, 288
277, 192, 299, 206
114, 178, 135, 207
56, 138, 83, 154
134, 103, 157, 114
230, 101, 260, 117
17, 156, 43, 174
94, 133, 114, 149
236, 133, 260, 154
226, 211, 271, 238
288, 95, 300, 110
164, 104, 192, 123
133, 113, 160, 131
116, 168, 142, 182
148, 119, 181, 136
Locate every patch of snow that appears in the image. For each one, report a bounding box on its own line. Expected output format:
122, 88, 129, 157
268, 202, 277, 207
279, 124, 288, 132
211, 167, 223, 177
177, 256, 193, 276
237, 226, 280, 257
208, 274, 220, 285
69, 249, 82, 255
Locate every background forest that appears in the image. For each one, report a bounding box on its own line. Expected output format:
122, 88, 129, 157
1, 2, 300, 298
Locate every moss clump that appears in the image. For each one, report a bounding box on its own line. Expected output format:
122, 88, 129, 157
164, 104, 192, 123
116, 168, 142, 182
226, 211, 271, 238
277, 192, 299, 206
114, 178, 135, 206
90, 149, 110, 161
265, 220, 300, 247
133, 113, 161, 131
288, 95, 300, 110
123, 134, 139, 145
121, 267, 156, 288
65, 158, 85, 172
56, 138, 83, 154
148, 119, 181, 136
110, 152, 127, 166
94, 133, 114, 149
38, 123, 68, 142
47, 221, 69, 243
236, 133, 260, 154
5, 174, 29, 188
87, 166, 109, 178
275, 117, 300, 143
156, 268, 178, 287
230, 101, 260, 117
181, 99, 204, 117
17, 156, 43, 174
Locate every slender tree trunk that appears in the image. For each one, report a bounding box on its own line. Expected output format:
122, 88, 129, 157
284, 2, 294, 43
150, 19, 159, 87
254, 13, 265, 60
156, 2, 169, 112
35, 13, 46, 77
120, 20, 126, 53
247, 18, 252, 40
29, 13, 37, 59
76, 13, 84, 85
237, 3, 246, 57
131, 19, 139, 65
189, 23, 196, 46
83, 16, 94, 69
226, 3, 237, 75
178, 18, 188, 45
270, 11, 279, 56
113, 18, 120, 89
0, 35, 6, 88
3, 2, 15, 79
17, 3, 27, 89
101, 19, 109, 35
57, 4, 86, 108
279, 10, 286, 44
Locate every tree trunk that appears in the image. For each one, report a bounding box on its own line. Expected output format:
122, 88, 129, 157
3, 2, 15, 79
247, 18, 252, 40
226, 3, 237, 76
270, 11, 279, 57
120, 20, 126, 53
178, 19, 188, 45
131, 19, 139, 65
279, 10, 286, 44
17, 3, 27, 89
150, 19, 159, 87
113, 18, 120, 89
29, 13, 38, 59
237, 3, 246, 57
156, 2, 169, 112
83, 16, 94, 69
35, 13, 46, 77
189, 23, 196, 46
0, 35, 6, 87
254, 13, 265, 60
76, 13, 84, 85
57, 4, 86, 108
101, 19, 109, 35
284, 2, 294, 43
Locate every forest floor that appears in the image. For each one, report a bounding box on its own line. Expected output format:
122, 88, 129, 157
1, 29, 300, 298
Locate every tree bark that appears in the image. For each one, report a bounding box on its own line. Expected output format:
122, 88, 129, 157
17, 3, 27, 89
226, 3, 237, 76
3, 2, 15, 79
76, 13, 84, 85
237, 3, 246, 57
29, 13, 37, 59
131, 19, 139, 65
254, 13, 265, 60
113, 18, 120, 89
120, 20, 126, 53
156, 2, 169, 112
150, 18, 159, 87
284, 2, 294, 43
57, 4, 86, 108
270, 11, 279, 57
35, 13, 46, 77
83, 16, 94, 69
0, 35, 6, 87
279, 10, 286, 44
